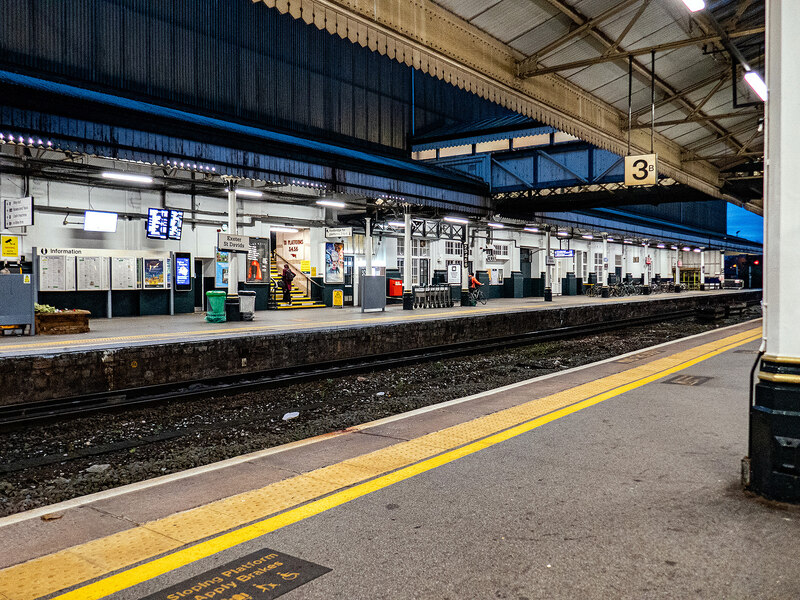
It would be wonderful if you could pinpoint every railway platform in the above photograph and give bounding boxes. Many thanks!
[0,289,761,407]
[1,318,796,599]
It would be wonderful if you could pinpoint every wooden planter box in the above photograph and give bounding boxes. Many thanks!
[35,310,91,335]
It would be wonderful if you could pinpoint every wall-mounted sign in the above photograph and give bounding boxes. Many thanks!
[143,258,166,289]
[1,235,19,259]
[215,249,229,288]
[447,263,461,285]
[554,249,575,258]
[624,153,658,186]
[218,233,250,252]
[545,256,556,266]
[325,227,352,238]
[300,260,311,273]
[3,196,33,228]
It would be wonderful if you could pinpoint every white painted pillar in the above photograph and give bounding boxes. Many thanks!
[700,251,705,287]
[748,0,800,503]
[674,250,680,286]
[602,237,608,286]
[365,217,373,273]
[226,179,238,297]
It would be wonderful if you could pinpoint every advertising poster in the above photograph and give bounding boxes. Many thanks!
[144,258,165,289]
[175,255,191,288]
[246,237,270,284]
[215,249,229,288]
[325,242,344,283]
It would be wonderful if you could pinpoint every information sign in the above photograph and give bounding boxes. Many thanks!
[447,263,461,285]
[174,252,192,291]
[139,548,330,600]
[39,255,76,291]
[218,233,251,252]
[554,249,575,258]
[111,257,137,290]
[325,227,352,238]
[143,258,166,289]
[167,210,184,240]
[76,256,110,291]
[300,260,311,273]
[624,153,658,186]
[333,289,344,307]
[545,256,555,266]
[3,196,33,228]
[146,208,169,239]
[246,237,270,284]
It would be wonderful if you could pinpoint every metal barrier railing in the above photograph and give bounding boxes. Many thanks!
[412,284,454,309]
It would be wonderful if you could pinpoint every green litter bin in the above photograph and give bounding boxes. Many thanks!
[205,290,227,323]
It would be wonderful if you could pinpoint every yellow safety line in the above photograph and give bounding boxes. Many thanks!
[0,327,760,600]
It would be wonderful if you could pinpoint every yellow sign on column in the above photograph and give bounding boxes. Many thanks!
[1,235,19,259]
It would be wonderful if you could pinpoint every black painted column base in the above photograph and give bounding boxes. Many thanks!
[461,290,471,307]
[402,291,414,310]
[747,357,800,503]
[543,287,553,302]
[601,286,610,298]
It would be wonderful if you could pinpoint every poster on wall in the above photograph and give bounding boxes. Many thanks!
[447,264,461,285]
[143,258,166,289]
[76,256,110,291]
[215,249,229,288]
[111,257,137,290]
[325,242,344,283]
[39,254,76,291]
[246,237,270,284]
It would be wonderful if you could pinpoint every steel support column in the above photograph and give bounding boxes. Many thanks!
[403,207,413,310]
[748,0,800,503]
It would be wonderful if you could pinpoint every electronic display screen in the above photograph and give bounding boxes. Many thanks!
[168,210,184,240]
[174,252,192,291]
[553,249,575,258]
[146,208,169,239]
[84,211,118,233]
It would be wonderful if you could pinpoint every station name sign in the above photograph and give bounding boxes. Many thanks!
[553,249,575,258]
[325,227,352,238]
[218,233,251,252]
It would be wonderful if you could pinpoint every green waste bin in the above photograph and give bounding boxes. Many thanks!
[205,290,227,323]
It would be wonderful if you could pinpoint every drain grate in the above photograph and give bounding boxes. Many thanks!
[663,374,713,386]
[616,349,665,364]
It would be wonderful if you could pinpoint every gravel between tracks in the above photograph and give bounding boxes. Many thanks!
[0,310,761,517]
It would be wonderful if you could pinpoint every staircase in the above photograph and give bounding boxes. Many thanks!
[270,259,326,310]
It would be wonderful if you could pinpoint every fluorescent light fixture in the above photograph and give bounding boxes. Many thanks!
[671,245,678,250]
[682,246,691,252]
[102,171,152,184]
[444,216,468,224]
[557,230,570,237]
[488,222,504,228]
[657,244,666,249]
[623,239,633,244]
[524,227,539,233]
[581,234,594,240]
[83,210,118,233]
[316,199,346,209]
[693,248,702,253]
[387,221,406,227]
[744,71,767,101]
[607,237,615,242]
[271,226,299,233]
[235,189,263,198]
[680,0,705,12]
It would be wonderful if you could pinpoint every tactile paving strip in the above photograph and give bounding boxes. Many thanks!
[0,327,762,600]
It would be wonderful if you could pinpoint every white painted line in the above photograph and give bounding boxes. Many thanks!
[0,318,760,528]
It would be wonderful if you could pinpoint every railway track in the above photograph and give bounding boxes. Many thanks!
[0,304,761,432]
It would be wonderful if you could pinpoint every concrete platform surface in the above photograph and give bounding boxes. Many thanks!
[1,318,797,600]
[0,289,755,358]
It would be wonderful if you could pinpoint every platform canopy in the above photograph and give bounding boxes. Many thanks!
[256,0,764,214]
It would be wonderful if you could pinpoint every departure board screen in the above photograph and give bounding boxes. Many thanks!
[167,210,184,240]
[146,208,169,239]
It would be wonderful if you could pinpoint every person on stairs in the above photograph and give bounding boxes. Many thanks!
[281,263,296,305]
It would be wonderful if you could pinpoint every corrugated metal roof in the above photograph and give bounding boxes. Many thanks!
[431,0,765,190]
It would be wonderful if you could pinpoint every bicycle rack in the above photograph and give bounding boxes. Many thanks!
[412,285,454,309]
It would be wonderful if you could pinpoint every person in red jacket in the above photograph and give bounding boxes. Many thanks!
[468,272,482,290]
[281,263,295,304]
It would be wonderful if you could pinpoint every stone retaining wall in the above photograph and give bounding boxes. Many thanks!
[2,291,761,406]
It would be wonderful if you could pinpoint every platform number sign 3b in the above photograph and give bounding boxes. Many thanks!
[624,153,657,186]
